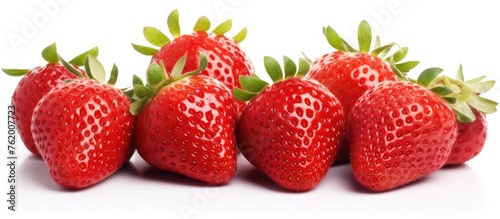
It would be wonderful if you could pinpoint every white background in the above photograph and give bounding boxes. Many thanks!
[1,0,499,218]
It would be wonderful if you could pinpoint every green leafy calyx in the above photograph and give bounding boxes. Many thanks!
[132,9,247,56]
[69,46,99,66]
[427,65,497,123]
[2,43,98,77]
[2,69,30,77]
[234,56,310,101]
[42,43,59,64]
[406,64,497,123]
[129,51,208,115]
[60,54,118,85]
[324,20,419,74]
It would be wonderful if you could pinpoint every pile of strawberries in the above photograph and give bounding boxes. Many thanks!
[4,10,497,192]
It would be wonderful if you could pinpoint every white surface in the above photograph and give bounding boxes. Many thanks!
[1,0,499,218]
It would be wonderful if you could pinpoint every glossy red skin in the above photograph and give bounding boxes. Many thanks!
[152,31,254,115]
[349,81,457,192]
[446,109,487,165]
[307,51,396,116]
[307,52,397,163]
[11,64,82,156]
[135,76,238,185]
[237,78,344,192]
[31,79,135,189]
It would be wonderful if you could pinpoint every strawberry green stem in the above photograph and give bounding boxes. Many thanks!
[422,66,498,123]
[42,43,59,64]
[59,55,85,78]
[358,20,372,53]
[193,16,211,32]
[322,20,419,74]
[144,27,170,47]
[168,9,181,38]
[2,69,30,77]
[234,56,310,102]
[154,52,208,94]
[3,43,98,78]
[129,51,208,116]
[212,20,232,35]
[133,9,248,55]
[232,27,247,43]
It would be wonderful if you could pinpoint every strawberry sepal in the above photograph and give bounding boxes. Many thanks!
[323,20,419,74]
[406,64,497,123]
[3,42,98,77]
[129,51,208,115]
[2,69,30,77]
[234,56,309,102]
[133,9,247,57]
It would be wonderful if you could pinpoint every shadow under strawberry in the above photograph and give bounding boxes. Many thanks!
[22,155,65,191]
[344,168,434,194]
[238,167,296,193]
[130,158,212,187]
[439,163,469,171]
[23,155,139,192]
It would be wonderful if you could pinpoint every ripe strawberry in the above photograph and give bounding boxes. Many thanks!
[349,67,497,192]
[2,43,96,156]
[235,56,344,192]
[306,21,419,163]
[447,109,487,165]
[430,65,497,165]
[307,21,420,116]
[349,80,457,192]
[131,53,238,185]
[132,9,254,115]
[31,55,134,189]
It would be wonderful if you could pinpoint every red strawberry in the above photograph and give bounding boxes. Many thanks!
[306,21,419,163]
[349,66,497,192]
[447,109,487,165]
[133,9,254,115]
[2,43,96,156]
[349,79,457,192]
[430,65,497,165]
[235,56,344,192]
[131,53,238,185]
[31,55,134,189]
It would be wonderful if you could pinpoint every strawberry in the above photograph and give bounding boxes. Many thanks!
[234,56,344,192]
[447,109,487,165]
[348,67,497,192]
[31,55,134,189]
[132,9,254,115]
[428,65,497,165]
[2,43,96,156]
[349,81,456,192]
[131,53,238,185]
[306,21,419,163]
